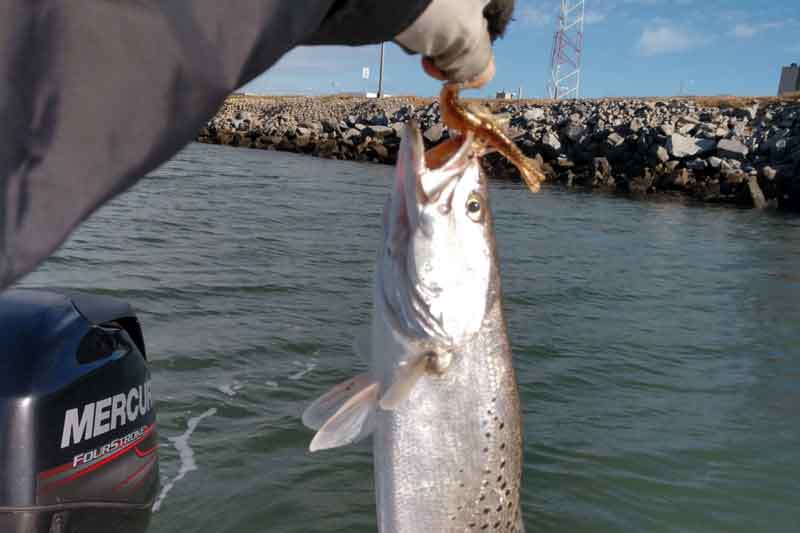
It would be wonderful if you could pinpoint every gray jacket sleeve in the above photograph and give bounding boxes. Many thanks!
[0,1,430,290]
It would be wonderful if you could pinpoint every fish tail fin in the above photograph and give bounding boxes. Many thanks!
[303,373,379,452]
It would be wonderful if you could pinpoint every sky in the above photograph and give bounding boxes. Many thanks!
[241,0,800,99]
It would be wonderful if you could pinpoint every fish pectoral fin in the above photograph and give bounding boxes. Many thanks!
[302,372,373,431]
[308,382,379,452]
[378,354,431,411]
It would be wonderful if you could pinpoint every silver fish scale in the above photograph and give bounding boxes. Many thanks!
[373,298,523,533]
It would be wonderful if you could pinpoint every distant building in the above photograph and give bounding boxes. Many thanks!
[495,90,514,100]
[778,63,800,95]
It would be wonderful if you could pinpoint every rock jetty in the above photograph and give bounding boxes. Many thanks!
[197,94,800,210]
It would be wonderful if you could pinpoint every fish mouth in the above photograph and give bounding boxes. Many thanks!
[388,123,476,237]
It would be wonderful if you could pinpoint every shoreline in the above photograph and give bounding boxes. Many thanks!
[197,94,800,210]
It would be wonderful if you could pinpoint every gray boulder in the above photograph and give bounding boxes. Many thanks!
[659,124,675,136]
[606,132,625,148]
[654,145,669,163]
[342,128,362,144]
[363,125,395,138]
[667,133,715,158]
[423,123,444,143]
[563,124,585,142]
[746,176,767,208]
[667,168,691,188]
[524,108,545,121]
[717,138,749,160]
[686,158,707,171]
[390,122,405,137]
[733,105,758,121]
[542,131,562,153]
[369,114,389,126]
[320,118,339,134]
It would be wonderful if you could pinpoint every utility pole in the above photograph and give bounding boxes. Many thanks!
[377,43,385,98]
[546,0,586,99]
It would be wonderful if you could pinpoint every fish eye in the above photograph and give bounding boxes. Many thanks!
[466,192,483,222]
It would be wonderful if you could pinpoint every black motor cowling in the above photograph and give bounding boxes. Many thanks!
[0,289,157,533]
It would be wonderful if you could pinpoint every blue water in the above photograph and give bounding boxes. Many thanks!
[21,142,800,532]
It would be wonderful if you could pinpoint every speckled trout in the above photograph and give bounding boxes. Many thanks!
[303,123,524,533]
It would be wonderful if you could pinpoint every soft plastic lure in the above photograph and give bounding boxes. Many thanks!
[439,82,544,193]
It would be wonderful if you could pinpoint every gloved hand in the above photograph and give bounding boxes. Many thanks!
[395,0,514,87]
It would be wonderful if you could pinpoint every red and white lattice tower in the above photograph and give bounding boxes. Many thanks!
[546,0,585,99]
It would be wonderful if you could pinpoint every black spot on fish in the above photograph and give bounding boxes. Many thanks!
[499,422,505,430]
[493,521,501,529]
[500,442,506,450]
[500,460,506,469]
[483,508,490,514]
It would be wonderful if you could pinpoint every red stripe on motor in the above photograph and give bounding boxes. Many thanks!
[113,455,158,492]
[134,444,159,458]
[129,462,156,492]
[40,424,155,492]
[37,462,73,480]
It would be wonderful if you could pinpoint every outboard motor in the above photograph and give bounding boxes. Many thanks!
[0,289,157,533]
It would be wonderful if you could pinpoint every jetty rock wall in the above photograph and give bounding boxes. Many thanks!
[197,94,800,210]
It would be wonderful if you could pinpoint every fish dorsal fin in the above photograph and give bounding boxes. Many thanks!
[308,380,379,452]
[302,372,373,431]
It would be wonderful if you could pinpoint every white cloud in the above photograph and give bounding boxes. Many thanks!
[519,2,605,27]
[730,22,784,39]
[636,25,708,55]
[584,11,608,25]
[518,3,555,29]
